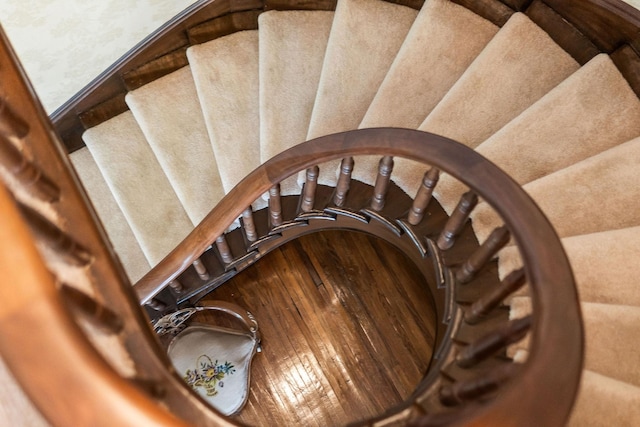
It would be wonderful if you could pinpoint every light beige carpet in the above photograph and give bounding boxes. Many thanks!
[306,0,418,185]
[126,66,226,225]
[498,226,640,306]
[83,111,194,266]
[568,370,640,427]
[188,31,261,194]
[471,135,640,241]
[70,147,150,283]
[352,0,498,186]
[434,54,640,214]
[259,10,334,196]
[389,11,579,199]
[418,12,578,147]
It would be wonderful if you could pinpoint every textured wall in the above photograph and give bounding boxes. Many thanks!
[0,0,196,113]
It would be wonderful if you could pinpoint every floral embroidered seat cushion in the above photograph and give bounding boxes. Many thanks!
[154,302,261,416]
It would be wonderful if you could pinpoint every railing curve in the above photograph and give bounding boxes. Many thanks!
[136,127,584,426]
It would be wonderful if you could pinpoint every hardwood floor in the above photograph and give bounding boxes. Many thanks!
[200,230,437,426]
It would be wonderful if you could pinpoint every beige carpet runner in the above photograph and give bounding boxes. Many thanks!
[353,0,498,185]
[82,111,194,266]
[71,0,640,424]
[259,11,334,196]
[391,11,580,198]
[126,66,225,225]
[498,226,640,307]
[306,0,417,186]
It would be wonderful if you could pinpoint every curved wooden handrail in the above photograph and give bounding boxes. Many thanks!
[136,127,583,425]
[0,183,199,427]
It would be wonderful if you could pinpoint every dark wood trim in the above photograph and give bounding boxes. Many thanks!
[541,0,640,53]
[526,0,600,65]
[187,9,262,44]
[451,0,516,27]
[611,44,640,98]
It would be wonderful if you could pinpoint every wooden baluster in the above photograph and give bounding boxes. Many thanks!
[456,316,532,368]
[437,191,478,250]
[466,269,527,325]
[241,207,258,242]
[60,284,123,333]
[300,165,319,212]
[146,298,167,311]
[370,156,394,211]
[215,234,233,264]
[440,363,520,406]
[456,226,510,284]
[408,168,439,225]
[0,137,60,202]
[0,99,29,139]
[168,279,184,293]
[18,202,92,266]
[192,257,210,280]
[333,156,354,207]
[269,184,283,227]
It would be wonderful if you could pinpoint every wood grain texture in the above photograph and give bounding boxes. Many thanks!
[611,44,640,98]
[526,0,600,65]
[201,230,437,425]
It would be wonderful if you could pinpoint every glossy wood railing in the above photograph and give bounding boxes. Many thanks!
[135,127,583,426]
[0,25,235,426]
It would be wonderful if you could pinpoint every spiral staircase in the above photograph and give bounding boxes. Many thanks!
[1,0,640,425]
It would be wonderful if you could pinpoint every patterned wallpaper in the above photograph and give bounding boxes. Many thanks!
[0,0,197,113]
[1,0,639,114]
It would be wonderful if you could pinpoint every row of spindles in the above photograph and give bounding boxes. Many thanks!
[298,157,532,409]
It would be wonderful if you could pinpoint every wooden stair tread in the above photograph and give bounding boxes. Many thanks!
[187,30,261,194]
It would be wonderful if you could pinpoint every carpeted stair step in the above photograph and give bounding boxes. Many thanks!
[510,297,640,387]
[360,0,498,130]
[498,226,640,307]
[471,135,640,241]
[434,53,640,214]
[418,12,578,148]
[390,11,579,197]
[83,111,194,266]
[306,0,418,185]
[125,66,225,225]
[352,0,498,185]
[259,10,334,196]
[568,370,640,427]
[188,30,260,195]
[70,147,150,282]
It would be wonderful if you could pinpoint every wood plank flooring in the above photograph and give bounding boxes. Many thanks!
[200,230,437,426]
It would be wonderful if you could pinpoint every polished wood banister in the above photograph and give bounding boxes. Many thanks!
[0,184,190,427]
[0,25,244,426]
[134,127,583,426]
